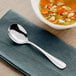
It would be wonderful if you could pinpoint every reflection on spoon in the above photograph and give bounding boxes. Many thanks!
[8,24,66,69]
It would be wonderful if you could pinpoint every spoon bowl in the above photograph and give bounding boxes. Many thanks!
[8,24,28,44]
[8,24,66,69]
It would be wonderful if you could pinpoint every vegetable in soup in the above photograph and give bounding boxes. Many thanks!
[40,0,76,25]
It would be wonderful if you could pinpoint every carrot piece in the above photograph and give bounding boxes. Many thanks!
[50,0,55,3]
[40,0,49,8]
[56,7,66,14]
[74,11,76,14]
[47,3,53,8]
[57,0,64,2]
[71,14,76,20]
[70,17,76,21]
[74,15,76,17]
[52,20,58,24]
[41,8,49,14]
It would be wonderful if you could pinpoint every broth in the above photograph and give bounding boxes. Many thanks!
[64,0,76,10]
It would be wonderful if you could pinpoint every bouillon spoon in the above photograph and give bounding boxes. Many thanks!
[8,24,66,69]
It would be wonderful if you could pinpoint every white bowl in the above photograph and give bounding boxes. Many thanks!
[31,0,76,30]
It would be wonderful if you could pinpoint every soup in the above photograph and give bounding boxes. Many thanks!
[40,0,76,25]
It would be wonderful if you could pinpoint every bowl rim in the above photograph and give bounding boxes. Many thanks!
[31,0,76,29]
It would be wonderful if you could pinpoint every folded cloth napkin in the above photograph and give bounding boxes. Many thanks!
[0,10,76,76]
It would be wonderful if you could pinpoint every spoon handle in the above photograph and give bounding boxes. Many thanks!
[28,41,66,69]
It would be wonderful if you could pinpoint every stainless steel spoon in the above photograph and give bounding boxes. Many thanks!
[8,24,66,69]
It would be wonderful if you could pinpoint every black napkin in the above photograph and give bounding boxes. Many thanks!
[0,10,76,76]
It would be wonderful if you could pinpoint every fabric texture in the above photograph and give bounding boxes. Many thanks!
[0,10,76,76]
